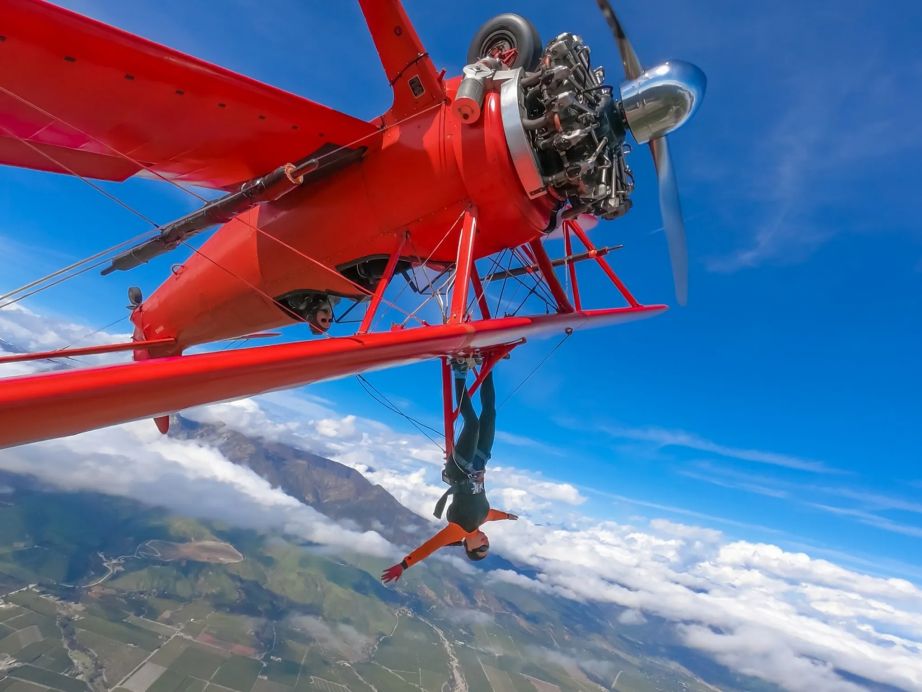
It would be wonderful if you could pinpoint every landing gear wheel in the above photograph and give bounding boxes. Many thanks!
[467,14,543,71]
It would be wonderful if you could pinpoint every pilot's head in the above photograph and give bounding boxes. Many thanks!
[309,306,333,334]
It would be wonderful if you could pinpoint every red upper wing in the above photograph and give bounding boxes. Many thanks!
[0,0,378,189]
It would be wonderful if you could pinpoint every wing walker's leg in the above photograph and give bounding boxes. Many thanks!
[440,344,515,462]
[474,372,496,470]
[441,357,456,460]
[452,368,481,474]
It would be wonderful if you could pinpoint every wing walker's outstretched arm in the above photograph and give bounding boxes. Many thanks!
[380,511,517,584]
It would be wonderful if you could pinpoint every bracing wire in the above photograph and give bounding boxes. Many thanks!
[0,256,112,310]
[463,250,507,319]
[0,87,443,323]
[498,330,573,410]
[356,374,445,453]
[0,83,585,456]
[0,228,161,306]
[61,315,128,350]
[389,209,466,304]
[511,246,557,309]
[176,240,310,327]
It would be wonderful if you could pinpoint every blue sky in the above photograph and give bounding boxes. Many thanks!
[1,0,921,579]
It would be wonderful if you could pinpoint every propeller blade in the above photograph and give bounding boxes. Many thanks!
[596,0,695,305]
[649,136,688,305]
[595,0,644,79]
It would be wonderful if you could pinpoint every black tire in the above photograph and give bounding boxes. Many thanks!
[467,14,543,71]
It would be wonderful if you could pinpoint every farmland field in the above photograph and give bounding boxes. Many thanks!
[0,462,747,692]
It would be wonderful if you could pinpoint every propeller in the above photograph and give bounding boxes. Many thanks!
[596,0,705,305]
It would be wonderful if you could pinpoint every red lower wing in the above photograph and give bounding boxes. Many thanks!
[0,307,665,449]
[0,0,378,189]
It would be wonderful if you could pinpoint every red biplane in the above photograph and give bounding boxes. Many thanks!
[0,0,705,453]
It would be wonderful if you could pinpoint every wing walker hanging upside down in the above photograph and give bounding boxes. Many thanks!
[381,360,516,583]
[0,0,706,577]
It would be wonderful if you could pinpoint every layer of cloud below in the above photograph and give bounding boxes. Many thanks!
[2,306,922,691]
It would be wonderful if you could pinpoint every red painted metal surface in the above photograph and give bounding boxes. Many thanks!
[0,307,664,449]
[449,208,478,323]
[563,223,582,311]
[357,0,443,122]
[0,1,675,453]
[357,234,406,335]
[0,337,174,365]
[567,221,640,307]
[470,264,492,320]
[528,239,574,313]
[129,80,555,354]
[0,0,377,189]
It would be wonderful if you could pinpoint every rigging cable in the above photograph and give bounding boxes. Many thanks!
[1,255,119,310]
[355,373,445,453]
[0,227,162,306]
[0,86,580,456]
[498,330,573,411]
[511,245,557,310]
[61,315,128,350]
[0,87,444,323]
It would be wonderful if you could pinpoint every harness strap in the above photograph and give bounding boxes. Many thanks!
[433,486,455,518]
[434,469,486,518]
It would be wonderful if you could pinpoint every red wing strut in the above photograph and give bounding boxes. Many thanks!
[0,307,664,449]
[0,0,378,189]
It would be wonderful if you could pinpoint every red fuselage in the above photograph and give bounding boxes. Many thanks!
[132,78,556,356]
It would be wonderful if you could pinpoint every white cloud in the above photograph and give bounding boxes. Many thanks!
[599,422,834,473]
[185,392,586,527]
[523,645,619,685]
[679,462,922,542]
[486,518,922,691]
[678,623,866,692]
[287,615,372,657]
[4,307,922,691]
[649,518,722,543]
[0,420,392,558]
[617,609,646,625]
[490,466,585,506]
[448,608,494,626]
[485,569,552,595]
[0,304,132,377]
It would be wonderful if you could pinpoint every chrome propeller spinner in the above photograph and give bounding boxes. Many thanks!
[596,0,706,305]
